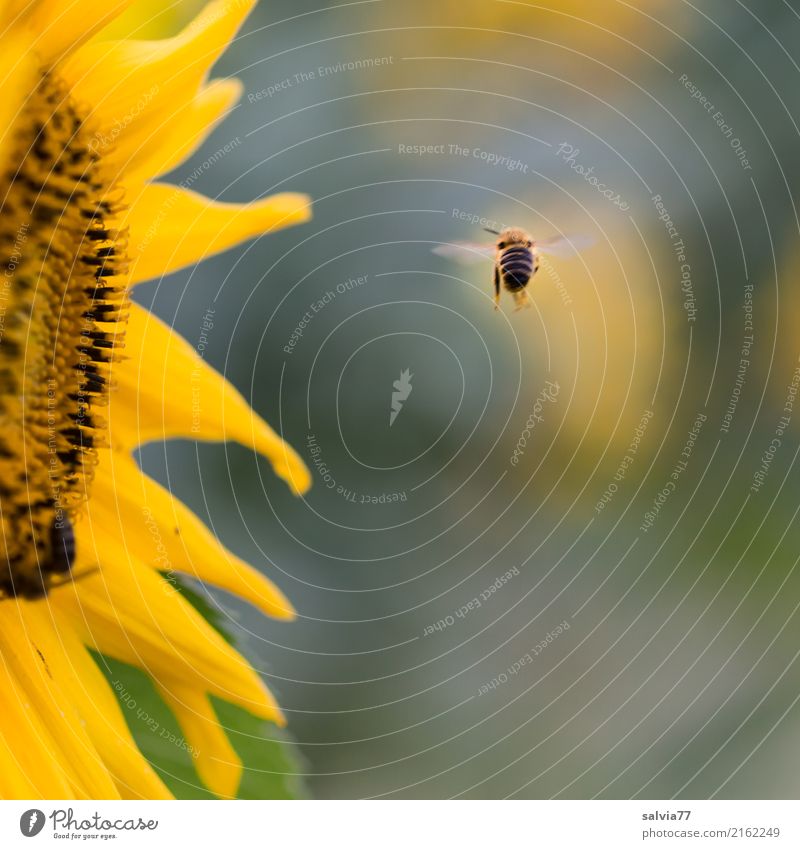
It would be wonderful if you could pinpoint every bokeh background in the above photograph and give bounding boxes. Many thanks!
[129,0,800,798]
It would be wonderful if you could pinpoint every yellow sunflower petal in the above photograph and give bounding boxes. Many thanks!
[122,77,243,185]
[97,0,206,41]
[90,451,296,619]
[60,0,256,165]
[158,686,242,798]
[53,549,284,725]
[0,733,44,799]
[0,668,74,798]
[29,605,173,800]
[24,1,134,64]
[0,35,39,174]
[110,303,311,495]
[124,185,311,283]
[0,604,121,799]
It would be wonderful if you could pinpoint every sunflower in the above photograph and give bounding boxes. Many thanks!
[0,0,311,799]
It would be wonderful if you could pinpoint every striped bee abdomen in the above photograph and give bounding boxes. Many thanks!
[499,245,534,289]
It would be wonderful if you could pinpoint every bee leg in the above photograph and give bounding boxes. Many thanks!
[513,289,532,311]
[493,265,501,310]
[48,564,100,589]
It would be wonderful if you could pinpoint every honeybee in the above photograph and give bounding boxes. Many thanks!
[0,513,97,599]
[433,227,592,310]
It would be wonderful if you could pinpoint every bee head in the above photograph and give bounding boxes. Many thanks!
[494,227,532,250]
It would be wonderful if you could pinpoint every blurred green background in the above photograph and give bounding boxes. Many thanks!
[132,0,800,798]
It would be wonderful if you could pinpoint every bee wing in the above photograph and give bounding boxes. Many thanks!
[432,241,496,265]
[534,234,594,258]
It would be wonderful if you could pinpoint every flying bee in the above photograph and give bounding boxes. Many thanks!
[433,227,593,311]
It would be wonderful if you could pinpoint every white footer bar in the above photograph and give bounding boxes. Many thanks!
[1,800,796,848]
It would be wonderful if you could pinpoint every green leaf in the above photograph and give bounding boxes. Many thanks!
[92,575,309,799]
[212,698,309,800]
[95,653,215,799]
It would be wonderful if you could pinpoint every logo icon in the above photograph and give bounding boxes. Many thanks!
[389,368,413,426]
[19,810,46,837]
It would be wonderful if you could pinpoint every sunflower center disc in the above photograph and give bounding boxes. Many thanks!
[0,73,128,597]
